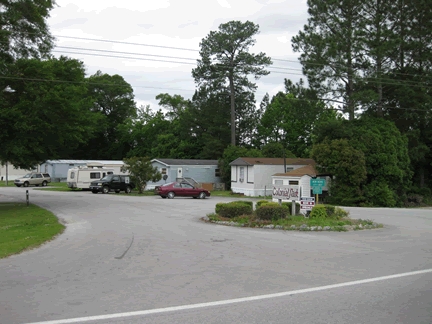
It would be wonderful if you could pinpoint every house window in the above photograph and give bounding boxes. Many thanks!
[90,172,101,179]
[275,180,283,185]
[161,168,167,175]
[239,167,245,182]
[289,180,299,185]
[215,168,221,177]
[70,172,75,179]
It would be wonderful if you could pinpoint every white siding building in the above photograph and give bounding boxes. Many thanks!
[230,157,316,197]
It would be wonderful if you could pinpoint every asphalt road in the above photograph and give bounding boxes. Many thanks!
[0,187,431,324]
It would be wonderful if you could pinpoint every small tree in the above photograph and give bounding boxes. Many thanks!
[121,157,162,194]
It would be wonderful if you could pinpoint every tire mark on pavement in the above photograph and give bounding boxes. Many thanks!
[114,233,134,260]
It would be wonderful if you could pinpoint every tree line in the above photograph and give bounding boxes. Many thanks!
[0,0,431,207]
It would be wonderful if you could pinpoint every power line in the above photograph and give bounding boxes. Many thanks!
[50,49,432,89]
[2,75,429,112]
[51,34,429,79]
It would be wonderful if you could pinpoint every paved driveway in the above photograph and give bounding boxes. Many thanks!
[0,187,431,324]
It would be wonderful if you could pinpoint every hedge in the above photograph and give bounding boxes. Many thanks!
[215,202,253,218]
[256,200,271,208]
[281,202,301,215]
[256,204,289,220]
[309,205,327,219]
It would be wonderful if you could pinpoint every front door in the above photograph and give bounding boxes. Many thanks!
[112,175,121,190]
[177,168,183,179]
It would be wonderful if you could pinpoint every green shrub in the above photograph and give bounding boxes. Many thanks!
[232,200,253,208]
[281,202,301,215]
[216,202,253,219]
[309,205,327,219]
[256,200,270,208]
[323,205,336,217]
[334,207,350,219]
[256,204,289,220]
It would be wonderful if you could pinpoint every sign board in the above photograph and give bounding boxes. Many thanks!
[272,185,299,201]
[310,178,326,194]
[300,197,315,211]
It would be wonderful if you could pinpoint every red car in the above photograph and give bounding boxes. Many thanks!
[155,182,211,199]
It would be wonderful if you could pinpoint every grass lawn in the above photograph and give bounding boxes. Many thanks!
[0,202,65,259]
[0,181,15,187]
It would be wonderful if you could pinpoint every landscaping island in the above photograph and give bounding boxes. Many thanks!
[202,200,383,232]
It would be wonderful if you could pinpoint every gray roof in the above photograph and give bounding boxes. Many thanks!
[42,160,125,165]
[152,159,219,166]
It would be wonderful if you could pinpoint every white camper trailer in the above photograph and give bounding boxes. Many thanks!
[67,162,114,190]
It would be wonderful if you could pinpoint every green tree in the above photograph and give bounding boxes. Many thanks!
[311,138,367,205]
[0,56,101,169]
[313,117,412,206]
[73,70,137,159]
[192,20,272,145]
[291,0,367,120]
[121,157,162,194]
[257,78,333,157]
[0,0,55,63]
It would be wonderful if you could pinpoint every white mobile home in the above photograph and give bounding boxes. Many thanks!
[230,157,316,197]
[272,164,331,202]
[40,160,127,182]
[67,163,115,189]
[0,162,38,181]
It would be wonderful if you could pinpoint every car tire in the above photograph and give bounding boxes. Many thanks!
[167,192,175,199]
[102,186,110,194]
[23,182,29,187]
[199,192,207,199]
[125,186,132,194]
[42,181,47,187]
[92,190,98,194]
[115,189,120,193]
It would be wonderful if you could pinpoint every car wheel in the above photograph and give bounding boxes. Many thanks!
[125,186,132,194]
[115,189,120,193]
[167,191,175,199]
[102,186,110,194]
[23,182,29,187]
[199,192,207,199]
[42,181,47,187]
[92,190,98,194]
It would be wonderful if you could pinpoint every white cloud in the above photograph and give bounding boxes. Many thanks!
[48,0,309,110]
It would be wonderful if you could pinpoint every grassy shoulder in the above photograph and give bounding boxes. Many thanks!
[204,201,383,232]
[0,202,65,259]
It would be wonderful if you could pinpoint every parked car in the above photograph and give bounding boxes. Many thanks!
[89,174,135,194]
[14,173,51,187]
[155,181,211,199]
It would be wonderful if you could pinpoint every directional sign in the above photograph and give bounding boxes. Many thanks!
[310,178,326,194]
[300,197,315,211]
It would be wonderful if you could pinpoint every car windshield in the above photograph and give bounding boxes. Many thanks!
[22,174,31,178]
[161,182,174,187]
[100,175,113,181]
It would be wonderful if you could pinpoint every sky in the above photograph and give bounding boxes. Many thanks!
[47,0,310,111]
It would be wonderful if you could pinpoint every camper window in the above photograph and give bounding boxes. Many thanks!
[70,171,75,179]
[90,172,101,179]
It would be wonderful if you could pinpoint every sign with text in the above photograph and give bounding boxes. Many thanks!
[272,185,299,200]
[300,197,315,211]
[310,178,326,194]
